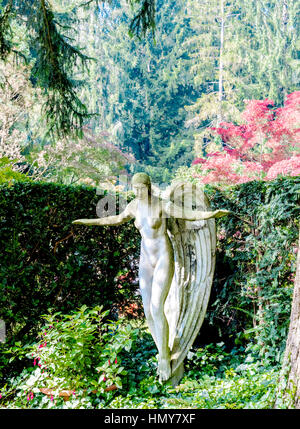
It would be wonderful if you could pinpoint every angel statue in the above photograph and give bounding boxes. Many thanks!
[73,173,230,386]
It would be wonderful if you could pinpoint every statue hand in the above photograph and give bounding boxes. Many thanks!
[72,219,91,225]
[213,209,231,218]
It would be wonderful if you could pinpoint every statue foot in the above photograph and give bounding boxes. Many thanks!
[158,358,171,382]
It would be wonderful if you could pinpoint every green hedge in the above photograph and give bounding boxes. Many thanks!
[0,181,140,342]
[202,176,300,362]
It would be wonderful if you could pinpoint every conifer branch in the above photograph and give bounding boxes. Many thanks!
[128,0,156,39]
[0,0,13,59]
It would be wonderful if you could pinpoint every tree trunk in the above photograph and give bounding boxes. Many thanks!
[276,228,300,408]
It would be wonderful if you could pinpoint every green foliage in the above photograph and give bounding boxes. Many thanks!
[185,342,244,378]
[0,1,12,59]
[0,0,93,138]
[0,158,32,184]
[0,308,285,409]
[163,358,279,409]
[30,0,94,137]
[128,0,156,39]
[0,0,158,138]
[202,176,299,362]
[0,180,141,349]
[0,306,141,408]
[107,343,279,409]
[76,0,197,182]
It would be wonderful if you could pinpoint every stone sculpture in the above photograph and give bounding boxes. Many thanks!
[73,173,230,385]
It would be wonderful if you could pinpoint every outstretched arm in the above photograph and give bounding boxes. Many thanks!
[72,205,134,226]
[164,200,230,221]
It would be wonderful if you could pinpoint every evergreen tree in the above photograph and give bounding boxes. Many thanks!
[0,0,157,137]
[184,0,300,160]
[74,0,199,182]
[237,0,300,104]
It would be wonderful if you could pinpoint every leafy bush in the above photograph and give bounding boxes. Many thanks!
[185,342,244,378]
[162,359,279,409]
[0,307,284,409]
[107,343,279,409]
[0,158,31,184]
[0,306,141,408]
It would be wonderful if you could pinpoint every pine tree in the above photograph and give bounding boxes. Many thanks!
[184,0,300,161]
[236,0,300,105]
[73,0,199,182]
[0,0,157,137]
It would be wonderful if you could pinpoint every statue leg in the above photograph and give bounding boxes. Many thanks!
[139,254,158,348]
[150,254,174,382]
[169,361,184,387]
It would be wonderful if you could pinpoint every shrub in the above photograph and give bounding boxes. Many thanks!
[0,181,141,347]
[0,306,140,409]
[0,308,283,409]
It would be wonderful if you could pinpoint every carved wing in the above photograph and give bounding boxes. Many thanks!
[163,182,216,374]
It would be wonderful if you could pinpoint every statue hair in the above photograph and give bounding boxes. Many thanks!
[131,173,151,187]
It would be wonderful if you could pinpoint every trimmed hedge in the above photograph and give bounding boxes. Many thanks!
[0,181,140,342]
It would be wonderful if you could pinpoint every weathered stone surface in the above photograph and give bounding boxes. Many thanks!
[73,174,229,385]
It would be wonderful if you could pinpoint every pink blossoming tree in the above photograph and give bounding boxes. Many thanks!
[192,91,300,185]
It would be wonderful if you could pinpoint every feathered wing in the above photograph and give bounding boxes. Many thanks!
[163,182,216,374]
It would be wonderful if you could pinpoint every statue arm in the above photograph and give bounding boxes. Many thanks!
[164,201,230,221]
[72,205,134,226]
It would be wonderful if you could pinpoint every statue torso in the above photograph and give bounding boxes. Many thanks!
[133,197,165,239]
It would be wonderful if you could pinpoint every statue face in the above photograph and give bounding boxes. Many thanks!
[133,183,149,200]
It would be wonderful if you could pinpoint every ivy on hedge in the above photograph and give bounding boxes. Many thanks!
[203,176,300,362]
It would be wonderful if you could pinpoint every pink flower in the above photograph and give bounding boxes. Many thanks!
[115,358,117,364]
[50,395,54,401]
[0,393,2,399]
[31,392,34,400]
[33,359,36,366]
[233,230,242,239]
[265,156,300,180]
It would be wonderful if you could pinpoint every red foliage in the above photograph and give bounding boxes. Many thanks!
[117,300,143,318]
[192,91,300,184]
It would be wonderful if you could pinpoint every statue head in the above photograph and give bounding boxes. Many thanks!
[132,173,151,201]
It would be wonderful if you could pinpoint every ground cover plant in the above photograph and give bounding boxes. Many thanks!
[0,306,283,409]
